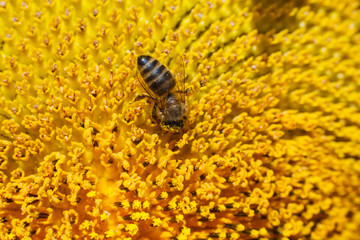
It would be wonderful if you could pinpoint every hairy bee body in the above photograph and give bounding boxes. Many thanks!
[137,55,186,132]
[138,56,176,96]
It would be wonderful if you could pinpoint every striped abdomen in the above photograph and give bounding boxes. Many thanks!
[137,55,176,96]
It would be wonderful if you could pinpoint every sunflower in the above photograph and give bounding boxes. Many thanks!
[0,0,360,239]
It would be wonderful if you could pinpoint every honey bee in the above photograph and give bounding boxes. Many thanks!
[135,55,187,132]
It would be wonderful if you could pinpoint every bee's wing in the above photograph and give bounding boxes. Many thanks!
[136,69,165,109]
[136,70,156,99]
[171,55,186,104]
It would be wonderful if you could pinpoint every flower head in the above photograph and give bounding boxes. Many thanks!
[0,0,360,239]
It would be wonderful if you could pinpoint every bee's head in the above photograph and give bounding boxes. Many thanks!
[161,120,185,133]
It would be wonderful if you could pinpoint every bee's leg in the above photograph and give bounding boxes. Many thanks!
[151,103,163,124]
[185,87,193,94]
[174,87,193,94]
[151,104,158,122]
[132,94,153,103]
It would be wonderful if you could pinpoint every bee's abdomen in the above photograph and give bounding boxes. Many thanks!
[149,71,175,96]
[137,55,176,96]
[138,56,158,76]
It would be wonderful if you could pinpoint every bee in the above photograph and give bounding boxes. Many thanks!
[135,55,187,132]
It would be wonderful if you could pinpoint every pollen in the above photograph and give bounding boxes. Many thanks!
[0,0,360,239]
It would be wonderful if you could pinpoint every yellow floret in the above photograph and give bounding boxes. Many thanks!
[152,218,162,227]
[104,229,115,238]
